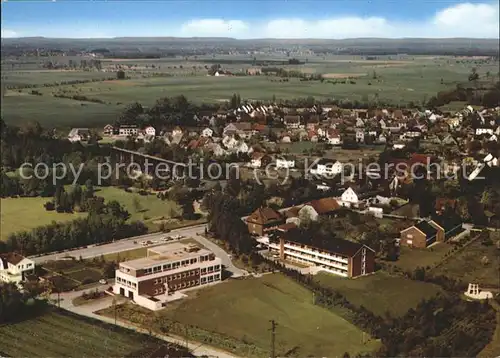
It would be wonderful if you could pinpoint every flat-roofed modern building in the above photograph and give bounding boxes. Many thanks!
[113,243,222,310]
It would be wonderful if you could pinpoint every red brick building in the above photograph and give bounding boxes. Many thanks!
[113,243,222,309]
[246,207,284,236]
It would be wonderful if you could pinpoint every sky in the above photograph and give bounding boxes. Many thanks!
[1,0,499,39]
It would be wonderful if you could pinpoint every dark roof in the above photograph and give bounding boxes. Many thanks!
[284,115,300,123]
[284,235,370,257]
[414,221,438,238]
[430,216,462,232]
[277,222,298,232]
[0,253,26,265]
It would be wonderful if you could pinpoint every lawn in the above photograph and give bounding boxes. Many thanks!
[314,271,443,317]
[96,187,176,223]
[107,274,381,357]
[436,238,500,287]
[0,309,171,357]
[0,197,86,241]
[394,243,452,272]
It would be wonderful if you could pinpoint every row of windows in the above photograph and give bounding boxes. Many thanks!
[285,248,348,268]
[143,256,214,276]
[17,263,34,270]
[116,276,137,288]
[285,244,347,262]
[200,265,220,274]
[154,270,199,284]
[201,273,221,284]
[284,254,348,273]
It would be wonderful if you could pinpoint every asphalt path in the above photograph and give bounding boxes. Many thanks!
[31,223,246,277]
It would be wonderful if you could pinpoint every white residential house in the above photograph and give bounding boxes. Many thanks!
[201,128,214,137]
[379,119,387,129]
[317,127,327,137]
[68,128,90,142]
[144,126,156,136]
[250,153,264,168]
[0,253,35,286]
[222,135,239,150]
[355,118,365,127]
[355,130,365,143]
[476,128,494,136]
[339,187,359,208]
[236,141,250,154]
[405,128,422,138]
[103,124,115,136]
[281,135,292,143]
[378,134,387,143]
[119,125,139,136]
[298,205,320,222]
[327,129,341,145]
[276,157,295,169]
[309,159,343,178]
[207,143,226,157]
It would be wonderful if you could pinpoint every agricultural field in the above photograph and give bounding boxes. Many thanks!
[314,271,443,317]
[0,309,158,357]
[1,92,123,128]
[1,69,115,87]
[0,197,86,241]
[1,55,498,128]
[435,237,500,287]
[103,273,380,357]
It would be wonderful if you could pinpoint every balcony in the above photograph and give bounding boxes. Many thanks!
[284,244,348,264]
[284,251,348,272]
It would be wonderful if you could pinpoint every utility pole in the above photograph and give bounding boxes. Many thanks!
[113,298,117,325]
[269,320,277,358]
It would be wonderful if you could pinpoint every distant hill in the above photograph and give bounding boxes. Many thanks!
[2,37,499,56]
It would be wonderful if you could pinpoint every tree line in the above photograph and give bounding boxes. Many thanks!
[0,199,147,256]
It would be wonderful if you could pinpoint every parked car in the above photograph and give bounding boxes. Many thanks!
[99,279,107,284]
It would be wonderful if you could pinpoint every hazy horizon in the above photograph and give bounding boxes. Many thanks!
[1,0,499,39]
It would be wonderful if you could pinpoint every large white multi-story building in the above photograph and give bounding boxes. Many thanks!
[0,253,36,286]
[113,243,222,310]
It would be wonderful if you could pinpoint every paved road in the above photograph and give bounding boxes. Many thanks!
[31,224,207,264]
[50,286,239,358]
[193,234,246,277]
[31,223,245,277]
